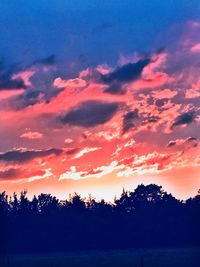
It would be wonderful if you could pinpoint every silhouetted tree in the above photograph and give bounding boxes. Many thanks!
[0,184,199,254]
[0,192,9,215]
[37,193,59,214]
[70,193,85,211]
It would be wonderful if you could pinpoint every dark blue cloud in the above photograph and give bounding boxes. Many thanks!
[0,74,26,90]
[31,55,56,66]
[0,148,62,163]
[102,59,150,83]
[0,62,26,90]
[61,100,119,127]
[104,81,126,95]
[102,58,151,95]
[123,109,139,133]
[172,111,196,128]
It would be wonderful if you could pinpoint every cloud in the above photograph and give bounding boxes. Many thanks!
[12,70,35,87]
[102,58,151,83]
[73,147,101,159]
[0,168,48,181]
[0,55,58,110]
[60,100,119,127]
[190,43,200,53]
[30,55,56,67]
[64,138,73,144]
[0,55,55,89]
[11,90,48,110]
[0,89,25,100]
[185,80,200,99]
[59,161,121,181]
[167,137,198,148]
[152,89,177,99]
[0,73,26,90]
[171,111,196,128]
[186,137,197,142]
[0,61,34,91]
[122,109,139,133]
[0,168,20,179]
[20,131,43,140]
[185,88,200,99]
[118,152,177,176]
[59,166,87,181]
[66,148,80,155]
[0,56,58,110]
[0,148,62,163]
[104,81,126,95]
[167,140,176,147]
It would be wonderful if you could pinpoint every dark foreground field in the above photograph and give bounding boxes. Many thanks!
[0,247,199,267]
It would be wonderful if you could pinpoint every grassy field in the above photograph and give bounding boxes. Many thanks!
[0,247,199,267]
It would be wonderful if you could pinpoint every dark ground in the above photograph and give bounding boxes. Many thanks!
[0,247,199,267]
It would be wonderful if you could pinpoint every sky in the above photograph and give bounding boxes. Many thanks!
[0,0,200,201]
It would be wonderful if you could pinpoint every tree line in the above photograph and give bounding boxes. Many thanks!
[0,184,200,253]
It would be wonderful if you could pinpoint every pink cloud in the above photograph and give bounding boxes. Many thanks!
[190,43,200,53]
[12,70,35,87]
[152,89,177,99]
[0,89,25,100]
[185,79,200,99]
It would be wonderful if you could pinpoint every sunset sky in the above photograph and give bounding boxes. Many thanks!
[0,0,200,201]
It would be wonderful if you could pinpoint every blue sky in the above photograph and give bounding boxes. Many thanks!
[1,0,200,74]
